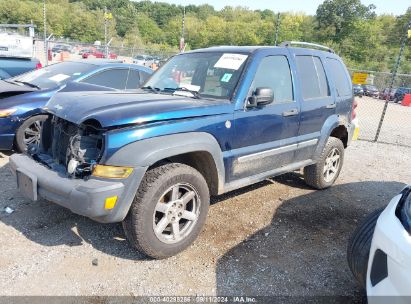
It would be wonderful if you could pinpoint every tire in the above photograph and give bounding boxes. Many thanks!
[122,163,210,259]
[15,115,48,153]
[303,137,345,189]
[347,208,384,289]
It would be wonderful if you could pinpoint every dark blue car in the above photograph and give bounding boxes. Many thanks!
[0,60,152,151]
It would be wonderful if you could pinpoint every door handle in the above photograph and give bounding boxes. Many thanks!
[326,103,336,109]
[282,108,299,117]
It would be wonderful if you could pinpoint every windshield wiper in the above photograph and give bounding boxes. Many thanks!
[163,87,200,99]
[14,81,41,90]
[141,86,160,93]
[2,79,19,85]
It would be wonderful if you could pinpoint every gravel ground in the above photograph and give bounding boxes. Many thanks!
[357,96,411,146]
[0,140,410,299]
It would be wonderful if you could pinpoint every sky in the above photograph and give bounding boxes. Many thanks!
[155,0,410,16]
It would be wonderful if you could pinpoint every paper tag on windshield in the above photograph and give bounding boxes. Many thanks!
[49,73,70,82]
[214,53,248,70]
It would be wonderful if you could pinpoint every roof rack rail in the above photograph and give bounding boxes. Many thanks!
[280,41,335,53]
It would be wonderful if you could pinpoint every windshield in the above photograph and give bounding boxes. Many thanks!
[144,52,248,99]
[12,62,94,89]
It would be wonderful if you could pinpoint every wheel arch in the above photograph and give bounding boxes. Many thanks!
[104,132,226,195]
[330,125,348,148]
[313,115,349,161]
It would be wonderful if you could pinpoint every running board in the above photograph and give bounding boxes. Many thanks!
[221,159,314,194]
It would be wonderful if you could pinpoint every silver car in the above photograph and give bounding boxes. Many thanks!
[133,55,154,67]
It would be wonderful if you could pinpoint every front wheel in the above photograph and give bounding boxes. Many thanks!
[347,208,384,289]
[303,137,345,189]
[122,163,210,259]
[15,115,48,152]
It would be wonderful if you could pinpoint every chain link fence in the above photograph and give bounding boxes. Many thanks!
[33,38,177,68]
[349,69,411,147]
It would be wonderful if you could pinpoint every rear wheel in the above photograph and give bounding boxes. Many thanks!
[15,115,48,152]
[347,208,384,289]
[122,163,210,259]
[303,137,345,189]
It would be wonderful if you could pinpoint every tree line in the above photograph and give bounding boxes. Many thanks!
[0,0,410,72]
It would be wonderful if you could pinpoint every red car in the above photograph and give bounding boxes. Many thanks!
[82,49,117,59]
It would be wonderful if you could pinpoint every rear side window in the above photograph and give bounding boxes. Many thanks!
[140,71,151,85]
[251,55,294,103]
[296,56,330,100]
[326,58,352,96]
[81,69,129,90]
[125,69,140,90]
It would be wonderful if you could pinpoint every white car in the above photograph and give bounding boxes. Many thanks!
[348,186,411,303]
[133,55,154,67]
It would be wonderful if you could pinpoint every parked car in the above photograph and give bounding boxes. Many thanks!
[393,87,411,103]
[348,186,411,301]
[82,49,117,59]
[78,48,95,56]
[353,84,364,97]
[51,44,73,53]
[133,55,155,67]
[379,87,397,101]
[0,33,39,77]
[0,60,152,152]
[10,43,356,259]
[0,57,42,80]
[362,84,380,98]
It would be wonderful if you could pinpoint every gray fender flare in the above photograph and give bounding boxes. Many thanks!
[312,115,342,161]
[105,132,226,193]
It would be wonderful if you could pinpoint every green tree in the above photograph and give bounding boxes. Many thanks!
[316,0,376,41]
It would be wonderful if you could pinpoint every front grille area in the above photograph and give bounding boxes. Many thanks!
[50,117,79,166]
[37,115,104,176]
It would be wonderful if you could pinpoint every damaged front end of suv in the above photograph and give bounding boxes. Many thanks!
[30,115,105,179]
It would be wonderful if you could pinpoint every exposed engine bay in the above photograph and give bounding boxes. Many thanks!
[29,115,105,178]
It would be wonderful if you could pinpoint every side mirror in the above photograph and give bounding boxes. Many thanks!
[247,87,274,108]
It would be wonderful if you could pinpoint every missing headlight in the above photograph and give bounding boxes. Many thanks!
[35,116,105,178]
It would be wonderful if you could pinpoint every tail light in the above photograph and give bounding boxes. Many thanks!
[35,63,42,69]
[352,99,358,120]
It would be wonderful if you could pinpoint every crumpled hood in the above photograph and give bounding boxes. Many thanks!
[46,91,233,127]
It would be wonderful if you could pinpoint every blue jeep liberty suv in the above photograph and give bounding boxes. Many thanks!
[10,42,356,258]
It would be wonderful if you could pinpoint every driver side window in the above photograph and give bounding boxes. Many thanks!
[251,56,294,104]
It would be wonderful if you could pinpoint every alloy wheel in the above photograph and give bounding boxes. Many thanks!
[23,120,43,148]
[153,183,200,244]
[323,148,341,183]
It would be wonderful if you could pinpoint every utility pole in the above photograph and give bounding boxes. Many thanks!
[103,8,113,58]
[274,13,281,46]
[374,17,411,142]
[104,7,108,58]
[43,0,47,65]
[179,6,185,52]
